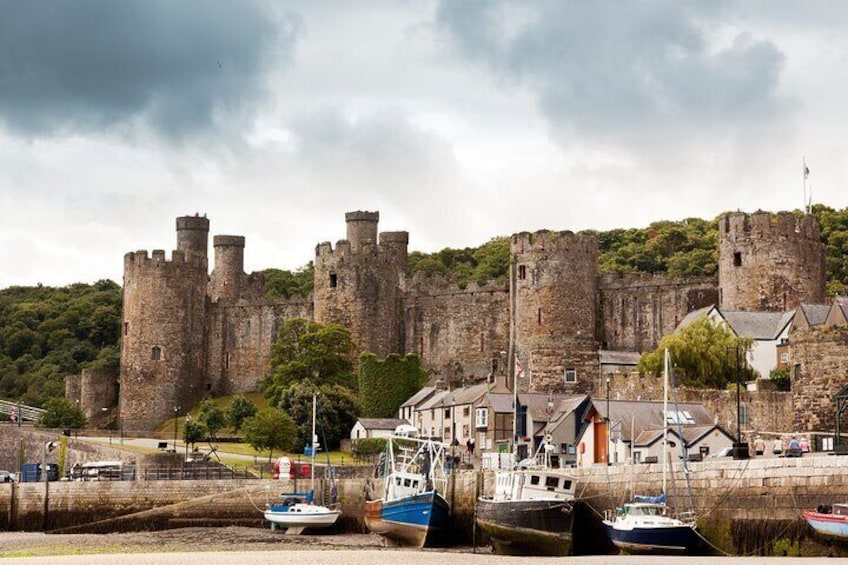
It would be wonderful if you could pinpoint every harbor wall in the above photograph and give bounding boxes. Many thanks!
[2,455,847,555]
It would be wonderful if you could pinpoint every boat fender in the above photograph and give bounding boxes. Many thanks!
[300,465,310,477]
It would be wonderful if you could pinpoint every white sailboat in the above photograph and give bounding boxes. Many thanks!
[264,393,341,533]
[602,349,698,554]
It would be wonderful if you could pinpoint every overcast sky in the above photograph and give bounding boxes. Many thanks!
[1,1,847,288]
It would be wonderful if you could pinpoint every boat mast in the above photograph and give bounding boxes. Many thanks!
[311,392,316,493]
[662,349,669,496]
[509,251,517,463]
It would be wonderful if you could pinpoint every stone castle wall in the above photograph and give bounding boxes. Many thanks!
[719,211,825,312]
[599,273,718,352]
[790,327,848,432]
[401,273,510,386]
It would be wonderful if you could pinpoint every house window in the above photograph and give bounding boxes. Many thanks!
[329,273,338,288]
[634,451,642,463]
[444,408,451,419]
[475,408,489,428]
[780,352,789,363]
[152,346,161,361]
[564,368,577,383]
[463,406,470,417]
[463,424,469,437]
[733,252,742,267]
[740,404,749,425]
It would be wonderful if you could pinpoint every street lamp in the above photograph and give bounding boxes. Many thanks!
[605,375,611,466]
[728,346,750,460]
[173,405,180,452]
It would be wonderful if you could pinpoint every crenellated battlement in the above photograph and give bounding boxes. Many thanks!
[213,235,245,248]
[721,211,820,242]
[402,270,507,295]
[123,248,207,272]
[315,240,353,261]
[511,229,597,256]
[379,231,409,247]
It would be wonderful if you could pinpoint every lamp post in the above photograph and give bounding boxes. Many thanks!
[605,374,611,466]
[102,407,111,445]
[173,405,180,452]
[729,346,750,460]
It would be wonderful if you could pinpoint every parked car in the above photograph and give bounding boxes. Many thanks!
[0,470,15,482]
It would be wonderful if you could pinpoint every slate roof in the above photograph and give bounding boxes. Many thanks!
[599,350,641,366]
[486,393,515,413]
[633,424,733,448]
[432,382,492,408]
[796,303,831,328]
[722,310,794,340]
[400,386,437,408]
[677,305,715,329]
[591,399,715,442]
[356,418,409,430]
[417,390,449,411]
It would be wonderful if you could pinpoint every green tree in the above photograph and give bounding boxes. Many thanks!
[242,408,297,462]
[37,397,87,429]
[358,352,428,418]
[637,316,755,388]
[263,264,315,299]
[278,381,360,452]
[227,395,258,432]
[197,399,227,440]
[262,318,357,406]
[183,418,207,451]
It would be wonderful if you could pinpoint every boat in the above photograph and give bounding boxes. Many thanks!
[363,428,451,547]
[476,442,577,556]
[602,349,699,554]
[803,503,848,541]
[263,393,341,534]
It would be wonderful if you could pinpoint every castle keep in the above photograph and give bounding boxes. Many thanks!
[116,210,826,431]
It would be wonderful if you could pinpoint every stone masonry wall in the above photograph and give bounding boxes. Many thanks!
[599,273,718,352]
[601,372,794,436]
[791,327,848,433]
[401,273,509,387]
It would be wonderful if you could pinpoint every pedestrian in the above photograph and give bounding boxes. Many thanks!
[788,436,801,456]
[754,436,765,456]
[772,437,783,456]
[800,436,811,453]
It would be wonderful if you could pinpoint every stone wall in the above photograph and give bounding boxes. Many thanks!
[402,274,509,386]
[599,273,718,352]
[791,327,848,432]
[602,372,794,436]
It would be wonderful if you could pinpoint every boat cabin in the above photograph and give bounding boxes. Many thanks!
[494,469,575,502]
[386,471,426,500]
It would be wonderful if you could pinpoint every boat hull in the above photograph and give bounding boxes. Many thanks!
[603,521,697,554]
[803,510,848,541]
[364,492,450,547]
[264,503,340,530]
[476,497,573,556]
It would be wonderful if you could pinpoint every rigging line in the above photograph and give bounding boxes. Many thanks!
[668,357,695,515]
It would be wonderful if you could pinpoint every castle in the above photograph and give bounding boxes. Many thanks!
[107,210,825,431]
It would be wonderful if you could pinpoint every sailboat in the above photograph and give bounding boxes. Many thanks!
[264,393,341,533]
[602,349,698,554]
[364,427,451,547]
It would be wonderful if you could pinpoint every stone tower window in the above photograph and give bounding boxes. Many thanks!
[733,252,742,266]
[564,368,577,383]
[329,273,338,288]
[518,265,527,280]
[152,346,161,361]
[538,308,542,325]
[124,322,129,336]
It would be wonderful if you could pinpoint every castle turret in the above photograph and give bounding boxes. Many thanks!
[719,211,825,311]
[120,216,210,431]
[210,235,245,301]
[314,211,407,356]
[512,230,599,394]
[176,215,210,259]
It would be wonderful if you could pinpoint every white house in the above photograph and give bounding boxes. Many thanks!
[350,418,409,441]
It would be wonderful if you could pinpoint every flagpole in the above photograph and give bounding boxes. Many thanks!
[803,157,810,214]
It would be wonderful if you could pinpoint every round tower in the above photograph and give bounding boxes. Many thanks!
[719,211,825,312]
[176,215,210,259]
[210,235,245,301]
[345,211,379,252]
[512,230,599,394]
[120,219,210,431]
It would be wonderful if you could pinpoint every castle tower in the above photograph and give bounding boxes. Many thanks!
[120,216,210,431]
[719,211,825,312]
[314,211,407,356]
[512,230,599,394]
[210,235,245,301]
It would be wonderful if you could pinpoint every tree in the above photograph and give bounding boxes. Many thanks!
[227,395,257,432]
[637,316,755,388]
[278,381,360,452]
[37,397,87,429]
[262,318,357,406]
[183,418,206,451]
[242,407,297,461]
[358,352,428,418]
[197,399,227,440]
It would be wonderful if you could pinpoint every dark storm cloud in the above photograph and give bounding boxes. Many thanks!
[435,1,786,140]
[0,1,299,139]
